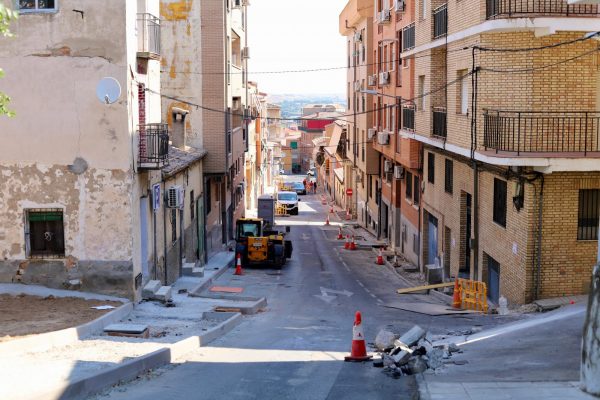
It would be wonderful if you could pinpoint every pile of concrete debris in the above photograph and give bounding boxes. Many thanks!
[372,325,462,378]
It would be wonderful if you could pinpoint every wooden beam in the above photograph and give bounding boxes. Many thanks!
[396,282,454,294]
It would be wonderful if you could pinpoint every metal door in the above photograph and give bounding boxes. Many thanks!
[139,197,149,279]
[488,257,500,303]
[427,213,438,265]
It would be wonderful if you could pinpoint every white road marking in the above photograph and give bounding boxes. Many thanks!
[370,293,377,299]
[341,261,348,267]
[320,287,353,297]
[356,280,365,288]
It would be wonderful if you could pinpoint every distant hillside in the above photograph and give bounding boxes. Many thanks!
[268,94,345,119]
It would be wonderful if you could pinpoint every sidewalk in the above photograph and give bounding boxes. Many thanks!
[0,251,245,400]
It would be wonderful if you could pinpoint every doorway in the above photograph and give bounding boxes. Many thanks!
[427,213,438,265]
[487,256,500,303]
[139,196,149,280]
[460,192,472,278]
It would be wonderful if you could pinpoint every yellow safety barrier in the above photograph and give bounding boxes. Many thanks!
[275,203,287,216]
[457,278,488,313]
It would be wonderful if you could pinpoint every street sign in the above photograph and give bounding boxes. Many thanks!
[152,183,161,211]
[346,188,353,196]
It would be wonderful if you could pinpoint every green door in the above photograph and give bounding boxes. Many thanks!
[197,196,205,265]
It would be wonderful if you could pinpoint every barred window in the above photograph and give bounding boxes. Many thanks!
[413,175,420,205]
[445,159,453,194]
[19,0,56,11]
[578,189,600,240]
[26,209,64,258]
[405,171,413,200]
[427,152,435,184]
[493,178,507,227]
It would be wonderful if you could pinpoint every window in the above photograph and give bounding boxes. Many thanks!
[26,209,65,258]
[206,180,212,214]
[458,69,469,115]
[578,189,600,240]
[406,171,413,200]
[413,175,420,205]
[493,178,507,227]
[445,159,453,194]
[19,0,56,11]
[427,152,435,184]
[418,75,425,111]
[171,209,177,244]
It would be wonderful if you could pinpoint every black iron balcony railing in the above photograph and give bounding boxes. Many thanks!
[402,106,415,131]
[486,0,598,19]
[483,110,600,155]
[433,4,448,39]
[402,23,415,51]
[432,108,447,138]
[137,13,161,57]
[138,123,169,169]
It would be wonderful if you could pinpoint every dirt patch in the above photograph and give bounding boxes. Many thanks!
[0,294,123,341]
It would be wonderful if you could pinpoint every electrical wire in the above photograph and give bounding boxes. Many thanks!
[480,47,599,74]
[475,31,600,52]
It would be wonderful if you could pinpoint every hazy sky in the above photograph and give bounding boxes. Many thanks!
[247,0,347,96]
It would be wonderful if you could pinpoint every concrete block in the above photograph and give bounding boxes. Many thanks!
[104,323,148,334]
[153,286,172,302]
[375,329,399,351]
[142,280,161,298]
[392,350,411,366]
[397,325,427,347]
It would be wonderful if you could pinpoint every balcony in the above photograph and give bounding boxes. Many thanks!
[483,110,600,156]
[433,4,448,39]
[138,123,169,170]
[432,108,447,139]
[137,13,161,60]
[402,106,415,131]
[402,23,415,51]
[486,0,598,19]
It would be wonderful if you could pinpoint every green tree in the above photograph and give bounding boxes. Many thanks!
[0,4,17,117]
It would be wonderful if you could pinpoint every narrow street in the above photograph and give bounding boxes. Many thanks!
[93,180,509,400]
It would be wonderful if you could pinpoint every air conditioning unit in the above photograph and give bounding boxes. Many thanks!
[367,128,377,139]
[167,185,184,209]
[394,165,405,179]
[242,46,250,59]
[384,159,393,172]
[354,31,362,42]
[367,74,377,86]
[379,71,390,85]
[395,0,406,12]
[380,9,391,22]
[377,131,390,145]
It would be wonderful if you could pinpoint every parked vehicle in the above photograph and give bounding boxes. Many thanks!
[235,217,292,268]
[291,182,306,195]
[277,191,299,215]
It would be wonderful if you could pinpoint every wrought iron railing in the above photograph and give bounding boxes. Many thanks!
[483,110,600,155]
[402,23,415,51]
[402,106,415,131]
[486,0,598,19]
[137,13,161,56]
[433,4,448,39]
[138,123,169,169]
[432,108,447,138]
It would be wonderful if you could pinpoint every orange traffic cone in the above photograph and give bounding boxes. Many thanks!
[325,215,330,226]
[349,235,357,251]
[376,248,384,265]
[452,278,462,309]
[344,311,372,362]
[329,205,334,214]
[344,235,350,249]
[234,253,244,275]
[337,226,344,240]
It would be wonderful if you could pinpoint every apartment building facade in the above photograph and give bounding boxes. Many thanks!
[0,0,186,300]
[340,0,380,232]
[161,0,249,257]
[402,0,600,304]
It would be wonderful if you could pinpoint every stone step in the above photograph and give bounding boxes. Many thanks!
[182,263,204,278]
[142,280,161,299]
[153,285,172,302]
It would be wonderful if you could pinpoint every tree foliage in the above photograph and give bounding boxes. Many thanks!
[0,4,17,117]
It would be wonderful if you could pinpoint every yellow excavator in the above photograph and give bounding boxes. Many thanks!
[235,218,293,268]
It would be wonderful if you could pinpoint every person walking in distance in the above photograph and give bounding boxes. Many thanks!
[313,180,317,194]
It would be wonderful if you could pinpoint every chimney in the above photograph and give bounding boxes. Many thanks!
[171,107,189,149]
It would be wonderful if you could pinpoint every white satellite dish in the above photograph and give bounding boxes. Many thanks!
[96,77,121,104]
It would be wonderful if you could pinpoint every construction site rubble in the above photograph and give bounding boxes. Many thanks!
[373,325,464,378]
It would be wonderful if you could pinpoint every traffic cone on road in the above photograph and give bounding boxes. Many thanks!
[344,311,372,362]
[329,205,334,214]
[337,226,344,240]
[376,248,384,265]
[234,253,244,276]
[344,235,350,250]
[452,278,462,309]
[349,235,357,251]
[325,215,330,226]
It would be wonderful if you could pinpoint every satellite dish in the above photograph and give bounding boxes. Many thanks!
[96,77,121,104]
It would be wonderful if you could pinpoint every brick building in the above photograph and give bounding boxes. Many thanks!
[402,0,600,304]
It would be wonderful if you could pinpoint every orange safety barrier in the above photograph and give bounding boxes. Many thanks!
[457,278,488,313]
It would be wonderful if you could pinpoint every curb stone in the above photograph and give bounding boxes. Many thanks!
[29,311,243,400]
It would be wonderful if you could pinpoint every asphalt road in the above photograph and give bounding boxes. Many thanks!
[92,181,522,400]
